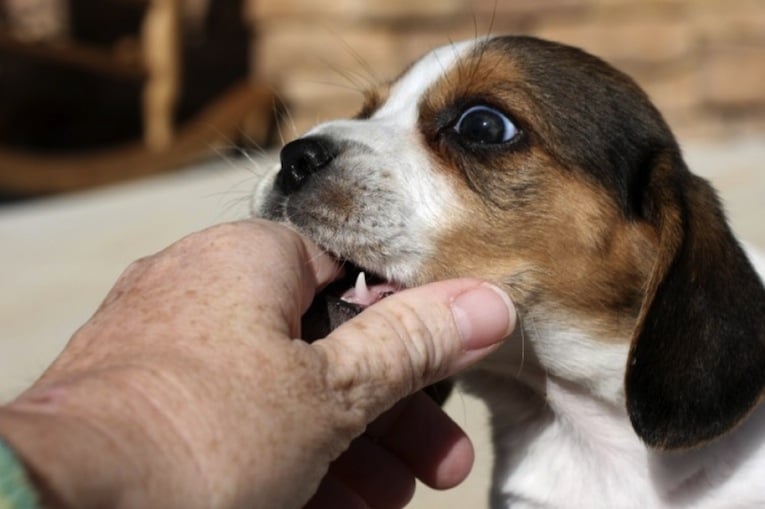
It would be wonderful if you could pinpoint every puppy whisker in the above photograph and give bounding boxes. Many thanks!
[321,25,381,90]
[515,310,528,378]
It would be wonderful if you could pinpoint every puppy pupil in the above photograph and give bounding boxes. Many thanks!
[455,105,518,144]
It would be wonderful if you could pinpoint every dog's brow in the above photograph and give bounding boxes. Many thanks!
[356,84,390,119]
[373,40,477,122]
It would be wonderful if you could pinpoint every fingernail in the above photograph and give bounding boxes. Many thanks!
[451,284,516,350]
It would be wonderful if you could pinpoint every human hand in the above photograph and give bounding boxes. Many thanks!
[0,220,514,508]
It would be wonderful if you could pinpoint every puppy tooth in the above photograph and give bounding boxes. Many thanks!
[355,271,370,301]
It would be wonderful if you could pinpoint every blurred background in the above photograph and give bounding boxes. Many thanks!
[256,0,765,141]
[0,0,763,198]
[0,1,763,507]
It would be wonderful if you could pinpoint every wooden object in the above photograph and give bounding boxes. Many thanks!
[0,0,277,196]
[0,82,275,194]
[141,0,181,151]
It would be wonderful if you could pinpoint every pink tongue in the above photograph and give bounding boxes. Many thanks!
[340,272,400,308]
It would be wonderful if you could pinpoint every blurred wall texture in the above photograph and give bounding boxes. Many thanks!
[249,0,765,141]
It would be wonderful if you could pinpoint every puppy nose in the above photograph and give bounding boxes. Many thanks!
[277,136,336,194]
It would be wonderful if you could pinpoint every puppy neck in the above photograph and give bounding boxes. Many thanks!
[467,302,633,406]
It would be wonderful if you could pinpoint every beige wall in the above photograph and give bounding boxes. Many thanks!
[249,0,765,141]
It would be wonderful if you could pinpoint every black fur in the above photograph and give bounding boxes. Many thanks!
[626,158,765,449]
[480,37,765,449]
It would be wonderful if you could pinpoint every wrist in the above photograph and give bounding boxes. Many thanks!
[0,405,134,508]
[0,371,204,509]
[0,435,39,508]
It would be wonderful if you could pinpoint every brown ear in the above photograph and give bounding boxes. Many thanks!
[625,150,765,450]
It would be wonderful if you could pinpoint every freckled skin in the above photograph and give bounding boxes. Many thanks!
[1,220,512,509]
[5,222,347,508]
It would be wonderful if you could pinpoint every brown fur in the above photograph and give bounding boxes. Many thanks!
[416,43,658,343]
[414,39,764,448]
[356,84,391,120]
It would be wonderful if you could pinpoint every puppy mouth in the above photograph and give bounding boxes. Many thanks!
[301,261,403,342]
[336,264,403,308]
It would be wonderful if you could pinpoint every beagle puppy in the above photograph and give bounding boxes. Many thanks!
[253,36,765,508]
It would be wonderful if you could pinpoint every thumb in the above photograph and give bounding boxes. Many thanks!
[314,278,515,422]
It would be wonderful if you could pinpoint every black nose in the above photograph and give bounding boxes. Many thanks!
[277,136,336,194]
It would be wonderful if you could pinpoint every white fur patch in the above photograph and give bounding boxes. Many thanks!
[531,319,629,404]
[253,40,479,285]
[373,40,477,123]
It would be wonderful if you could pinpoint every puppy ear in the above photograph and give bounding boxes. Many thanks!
[625,150,765,450]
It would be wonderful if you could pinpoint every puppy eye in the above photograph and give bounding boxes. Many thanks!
[454,105,518,145]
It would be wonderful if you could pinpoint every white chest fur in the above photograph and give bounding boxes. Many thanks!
[463,244,765,508]
[467,372,765,509]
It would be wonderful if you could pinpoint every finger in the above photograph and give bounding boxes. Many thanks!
[329,435,415,509]
[98,220,341,324]
[179,220,342,337]
[370,392,474,489]
[315,279,515,422]
[238,220,342,319]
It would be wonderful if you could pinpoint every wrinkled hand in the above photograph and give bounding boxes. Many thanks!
[0,220,514,509]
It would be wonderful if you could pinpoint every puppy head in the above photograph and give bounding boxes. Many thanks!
[256,38,659,301]
[254,36,765,449]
